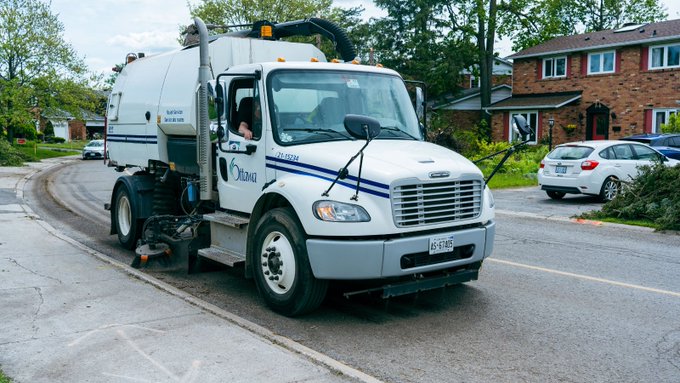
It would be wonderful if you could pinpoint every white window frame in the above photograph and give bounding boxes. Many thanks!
[587,50,616,74]
[509,111,538,145]
[649,43,680,70]
[652,108,678,133]
[469,75,480,88]
[542,56,567,78]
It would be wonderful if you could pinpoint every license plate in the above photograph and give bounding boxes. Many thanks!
[429,235,454,255]
[555,166,567,174]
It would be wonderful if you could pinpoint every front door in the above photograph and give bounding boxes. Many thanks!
[591,113,608,140]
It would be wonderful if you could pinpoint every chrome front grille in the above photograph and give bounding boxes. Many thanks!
[391,179,483,227]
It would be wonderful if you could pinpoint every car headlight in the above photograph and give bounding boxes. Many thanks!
[485,186,495,208]
[313,200,371,222]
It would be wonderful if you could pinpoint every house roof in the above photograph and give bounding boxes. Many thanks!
[509,18,680,60]
[433,85,511,110]
[485,91,582,111]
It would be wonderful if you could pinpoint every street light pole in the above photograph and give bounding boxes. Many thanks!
[548,116,555,150]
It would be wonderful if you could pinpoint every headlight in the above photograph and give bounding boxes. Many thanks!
[313,200,371,222]
[485,186,495,208]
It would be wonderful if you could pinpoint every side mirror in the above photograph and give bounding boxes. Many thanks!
[512,115,533,137]
[215,82,225,118]
[344,114,381,140]
[415,87,425,120]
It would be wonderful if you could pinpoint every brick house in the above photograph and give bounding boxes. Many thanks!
[432,58,513,130]
[487,19,680,146]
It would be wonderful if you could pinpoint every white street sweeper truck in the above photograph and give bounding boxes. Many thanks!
[105,17,511,316]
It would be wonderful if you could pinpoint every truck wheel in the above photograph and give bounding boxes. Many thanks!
[599,176,620,202]
[251,207,328,316]
[114,185,141,249]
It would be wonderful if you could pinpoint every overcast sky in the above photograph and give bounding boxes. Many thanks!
[50,0,680,77]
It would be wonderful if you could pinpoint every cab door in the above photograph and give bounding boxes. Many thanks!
[215,71,268,214]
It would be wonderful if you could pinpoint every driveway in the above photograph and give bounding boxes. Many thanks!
[492,186,604,219]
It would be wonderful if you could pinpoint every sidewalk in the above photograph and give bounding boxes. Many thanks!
[0,159,377,383]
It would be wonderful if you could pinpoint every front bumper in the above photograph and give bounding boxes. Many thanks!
[306,221,495,280]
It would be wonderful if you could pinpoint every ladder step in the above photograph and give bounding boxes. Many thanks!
[197,246,245,267]
[203,212,249,228]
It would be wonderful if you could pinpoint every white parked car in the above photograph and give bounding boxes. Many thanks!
[538,140,679,201]
[82,139,106,160]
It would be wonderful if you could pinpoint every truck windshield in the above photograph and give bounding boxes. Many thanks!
[267,70,420,145]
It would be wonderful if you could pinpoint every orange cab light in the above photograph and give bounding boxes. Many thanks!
[277,57,286,62]
[331,59,340,63]
[351,59,360,65]
[310,57,319,62]
[376,63,384,68]
[260,25,273,39]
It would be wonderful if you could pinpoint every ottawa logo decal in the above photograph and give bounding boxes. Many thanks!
[229,158,257,183]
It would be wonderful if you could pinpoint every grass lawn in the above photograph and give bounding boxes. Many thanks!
[486,172,538,189]
[14,143,80,161]
[0,369,11,383]
[39,140,87,151]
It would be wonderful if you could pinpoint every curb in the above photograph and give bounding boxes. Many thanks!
[15,158,382,383]
[495,209,657,232]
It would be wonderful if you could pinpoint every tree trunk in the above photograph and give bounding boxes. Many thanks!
[478,0,497,140]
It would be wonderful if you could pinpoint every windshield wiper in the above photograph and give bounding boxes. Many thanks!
[284,128,352,139]
[380,126,418,140]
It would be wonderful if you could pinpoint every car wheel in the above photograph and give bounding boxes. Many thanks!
[113,185,142,249]
[599,176,620,202]
[546,191,566,200]
[251,207,328,316]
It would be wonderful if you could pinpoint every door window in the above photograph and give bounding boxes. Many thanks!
[632,144,661,160]
[611,144,634,160]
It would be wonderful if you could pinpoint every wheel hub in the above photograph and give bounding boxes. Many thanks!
[262,246,284,279]
[259,232,296,294]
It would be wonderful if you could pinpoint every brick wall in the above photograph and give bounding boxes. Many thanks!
[438,110,481,131]
[506,45,680,143]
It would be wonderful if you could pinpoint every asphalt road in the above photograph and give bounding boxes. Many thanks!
[25,158,680,383]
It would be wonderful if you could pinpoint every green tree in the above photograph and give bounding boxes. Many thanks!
[0,0,96,143]
[371,0,478,98]
[500,0,667,52]
[188,0,333,27]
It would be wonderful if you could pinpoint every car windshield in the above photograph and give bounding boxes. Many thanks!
[547,145,594,160]
[87,141,103,147]
[267,70,420,145]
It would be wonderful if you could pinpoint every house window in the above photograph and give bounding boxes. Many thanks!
[588,51,615,74]
[649,44,680,69]
[469,75,480,88]
[543,57,567,78]
[509,111,538,144]
[652,109,678,133]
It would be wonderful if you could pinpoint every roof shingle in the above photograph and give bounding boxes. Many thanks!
[508,19,680,59]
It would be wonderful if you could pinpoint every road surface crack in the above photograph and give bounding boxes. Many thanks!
[7,257,63,284]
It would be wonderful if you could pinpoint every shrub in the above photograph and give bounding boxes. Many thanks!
[584,162,680,230]
[0,139,31,166]
[661,114,680,134]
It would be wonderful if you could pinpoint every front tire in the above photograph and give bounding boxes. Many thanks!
[113,185,142,249]
[546,191,566,200]
[599,176,620,202]
[251,207,328,316]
